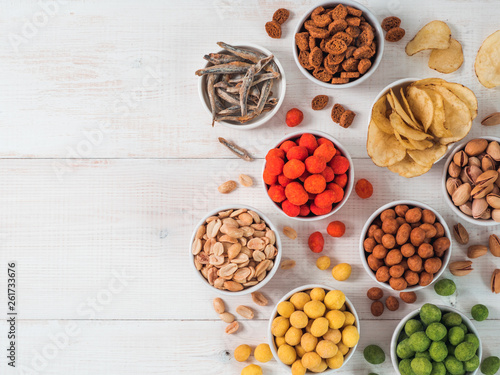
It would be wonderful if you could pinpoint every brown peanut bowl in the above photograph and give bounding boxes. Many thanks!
[359,200,452,292]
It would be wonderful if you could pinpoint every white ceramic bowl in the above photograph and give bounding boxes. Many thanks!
[189,204,282,296]
[292,0,384,89]
[390,305,483,375]
[359,200,452,292]
[262,130,354,221]
[268,284,360,373]
[198,42,286,130]
[371,78,449,165]
[442,136,500,226]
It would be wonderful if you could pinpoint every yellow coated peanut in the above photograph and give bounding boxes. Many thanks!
[342,325,359,348]
[277,301,295,318]
[332,263,352,281]
[316,256,331,270]
[310,359,328,373]
[300,332,318,352]
[325,309,345,329]
[323,329,342,344]
[310,317,329,337]
[295,344,306,358]
[343,311,355,327]
[337,341,349,355]
[290,292,311,310]
[290,311,309,329]
[324,290,346,310]
[241,364,263,375]
[275,336,286,347]
[326,351,344,369]
[278,344,297,365]
[315,340,338,359]
[292,359,307,375]
[285,327,303,346]
[254,343,272,363]
[309,287,325,301]
[301,351,322,370]
[304,300,326,319]
[234,344,252,362]
[271,316,290,337]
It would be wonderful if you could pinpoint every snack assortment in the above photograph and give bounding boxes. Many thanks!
[445,138,500,222]
[363,204,450,291]
[192,208,278,292]
[263,133,350,218]
[294,4,378,85]
[368,78,477,178]
[270,288,359,373]
[396,304,481,375]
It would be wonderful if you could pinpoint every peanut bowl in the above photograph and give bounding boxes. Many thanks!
[262,130,354,221]
[190,204,282,296]
[391,304,482,375]
[292,0,384,89]
[268,284,360,373]
[198,42,286,130]
[359,200,452,292]
[442,136,500,226]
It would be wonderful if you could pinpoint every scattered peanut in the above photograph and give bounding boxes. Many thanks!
[280,259,296,270]
[218,180,237,194]
[283,226,298,240]
[239,174,254,187]
[225,321,240,334]
[236,305,255,319]
[213,297,225,314]
[251,291,269,306]
[219,312,235,323]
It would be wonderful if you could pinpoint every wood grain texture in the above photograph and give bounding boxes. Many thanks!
[1,0,500,374]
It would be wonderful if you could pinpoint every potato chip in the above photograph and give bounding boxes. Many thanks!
[406,86,434,133]
[388,90,422,131]
[371,95,394,134]
[407,143,447,167]
[409,138,434,151]
[428,38,464,74]
[400,88,420,127]
[405,20,451,56]
[367,120,406,167]
[420,85,471,144]
[475,30,500,88]
[414,78,477,120]
[389,112,433,141]
[393,129,416,150]
[416,87,451,138]
[388,155,432,178]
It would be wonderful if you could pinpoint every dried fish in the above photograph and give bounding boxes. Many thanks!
[195,61,252,76]
[207,74,218,127]
[218,137,253,161]
[216,88,240,105]
[229,72,280,86]
[217,41,279,74]
[239,65,256,116]
[203,53,246,65]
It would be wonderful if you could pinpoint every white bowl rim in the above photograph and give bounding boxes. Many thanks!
[262,130,355,221]
[268,284,360,374]
[390,304,483,375]
[441,136,500,226]
[359,200,452,292]
[189,204,282,296]
[197,42,286,130]
[292,0,385,89]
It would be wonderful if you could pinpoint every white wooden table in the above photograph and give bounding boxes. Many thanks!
[0,0,499,374]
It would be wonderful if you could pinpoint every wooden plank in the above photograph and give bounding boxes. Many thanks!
[0,158,498,321]
[0,0,498,159]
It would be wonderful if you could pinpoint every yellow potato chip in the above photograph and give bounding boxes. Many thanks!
[389,112,433,141]
[428,38,464,74]
[414,87,452,139]
[421,85,472,144]
[388,154,432,178]
[388,90,422,131]
[393,129,416,150]
[405,20,451,56]
[371,95,394,134]
[406,86,434,133]
[400,88,421,128]
[408,138,434,151]
[407,143,448,167]
[367,120,406,167]
[475,30,500,88]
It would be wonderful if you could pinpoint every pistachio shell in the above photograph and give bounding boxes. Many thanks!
[476,170,499,187]
[465,165,482,185]
[492,208,500,223]
[487,194,500,209]
[468,156,481,167]
[490,234,500,257]
[453,223,469,245]
[481,112,500,126]
[449,260,473,276]
[482,154,496,171]
[491,269,500,293]
[465,139,489,156]
[447,177,462,196]
[448,162,462,178]
[453,150,469,167]
[459,202,473,216]
[472,198,488,219]
[452,183,472,206]
[486,141,500,161]
[471,183,494,199]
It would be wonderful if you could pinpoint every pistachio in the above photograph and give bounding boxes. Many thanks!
[493,185,500,195]
[453,223,469,245]
[465,165,482,185]
[487,141,500,161]
[468,156,481,168]
[471,182,494,199]
[472,198,489,219]
[482,154,496,171]
[447,177,462,196]
[493,209,500,223]
[491,269,500,294]
[490,234,500,257]
[476,170,499,187]
[479,208,491,220]
[481,112,500,126]
[467,245,488,258]
[465,138,489,156]
[452,183,471,206]
[449,260,473,276]
[453,150,469,167]
[448,161,462,178]
[459,202,473,216]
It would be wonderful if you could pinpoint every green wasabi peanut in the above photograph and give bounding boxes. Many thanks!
[415,351,432,361]
[458,323,468,334]
[444,355,464,375]
[471,304,489,321]
[430,362,446,375]
[429,341,448,362]
[409,331,432,353]
[426,322,447,341]
[448,326,465,346]
[464,354,480,372]
[481,356,500,375]
[454,341,476,362]
[363,345,385,365]
[411,357,433,375]
[434,278,456,296]
[464,333,480,352]
[397,338,416,359]
[406,319,424,336]
[442,312,462,327]
[399,358,417,375]
[420,304,442,326]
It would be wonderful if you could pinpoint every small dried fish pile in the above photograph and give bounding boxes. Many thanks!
[195,42,281,125]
